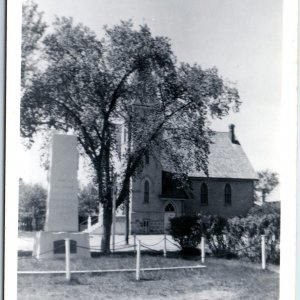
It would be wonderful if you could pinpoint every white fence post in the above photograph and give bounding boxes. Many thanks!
[163,234,167,257]
[87,215,92,230]
[134,234,136,253]
[201,236,205,264]
[65,238,71,281]
[261,235,266,270]
[136,240,141,280]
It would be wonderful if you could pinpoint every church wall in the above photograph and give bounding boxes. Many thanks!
[131,157,163,234]
[186,179,254,217]
[130,159,255,234]
[130,157,183,234]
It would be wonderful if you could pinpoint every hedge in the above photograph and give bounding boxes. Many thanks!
[168,204,280,264]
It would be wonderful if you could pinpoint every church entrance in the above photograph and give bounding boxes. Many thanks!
[164,203,176,231]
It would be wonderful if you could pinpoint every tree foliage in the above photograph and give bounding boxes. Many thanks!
[19,179,47,230]
[21,3,241,252]
[255,170,279,202]
[78,184,99,217]
[248,202,280,216]
[22,0,47,89]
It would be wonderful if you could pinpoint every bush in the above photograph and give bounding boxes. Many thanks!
[169,216,202,255]
[201,208,280,264]
[248,202,280,217]
[202,215,236,258]
[180,247,201,257]
[240,213,280,264]
[226,216,247,253]
[169,207,280,263]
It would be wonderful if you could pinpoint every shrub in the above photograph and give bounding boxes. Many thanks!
[200,209,280,264]
[169,216,202,255]
[226,216,247,253]
[202,215,236,258]
[240,213,280,264]
[248,202,280,217]
[225,212,280,264]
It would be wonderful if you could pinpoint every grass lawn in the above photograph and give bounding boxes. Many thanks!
[18,253,279,300]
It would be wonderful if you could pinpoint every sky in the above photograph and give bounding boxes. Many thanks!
[20,0,283,190]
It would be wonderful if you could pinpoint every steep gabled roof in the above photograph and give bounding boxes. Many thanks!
[188,132,258,180]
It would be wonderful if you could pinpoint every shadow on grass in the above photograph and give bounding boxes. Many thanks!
[53,275,92,286]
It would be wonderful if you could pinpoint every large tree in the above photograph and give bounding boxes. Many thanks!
[21,7,241,252]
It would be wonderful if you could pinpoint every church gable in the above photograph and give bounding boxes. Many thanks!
[188,128,258,180]
[159,126,258,180]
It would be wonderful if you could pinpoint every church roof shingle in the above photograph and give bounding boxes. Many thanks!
[188,132,258,180]
[160,131,258,180]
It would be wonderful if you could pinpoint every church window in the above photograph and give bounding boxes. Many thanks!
[144,180,150,203]
[200,183,208,205]
[225,184,232,206]
[165,203,175,212]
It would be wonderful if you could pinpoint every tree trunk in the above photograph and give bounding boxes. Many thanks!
[35,215,38,231]
[101,205,112,253]
[101,141,113,254]
[262,192,266,203]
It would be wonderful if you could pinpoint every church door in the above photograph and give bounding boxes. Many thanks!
[164,203,176,231]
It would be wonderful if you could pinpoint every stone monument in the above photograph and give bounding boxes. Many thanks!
[33,134,90,258]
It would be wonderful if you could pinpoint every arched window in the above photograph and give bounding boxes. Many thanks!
[200,183,208,205]
[225,184,232,206]
[144,180,150,203]
[165,203,175,212]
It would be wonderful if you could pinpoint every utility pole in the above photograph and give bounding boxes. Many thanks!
[112,174,117,252]
[125,195,129,244]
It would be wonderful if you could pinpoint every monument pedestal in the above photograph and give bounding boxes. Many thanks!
[33,231,90,259]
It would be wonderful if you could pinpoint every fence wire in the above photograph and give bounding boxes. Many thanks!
[18,234,273,279]
[18,243,66,260]
[18,234,270,262]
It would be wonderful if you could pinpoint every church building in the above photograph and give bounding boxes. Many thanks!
[130,125,257,234]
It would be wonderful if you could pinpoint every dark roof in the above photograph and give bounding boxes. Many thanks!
[161,132,258,180]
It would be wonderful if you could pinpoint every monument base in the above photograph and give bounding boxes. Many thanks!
[33,231,91,259]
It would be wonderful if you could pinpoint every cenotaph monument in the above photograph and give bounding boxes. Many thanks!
[33,134,90,258]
